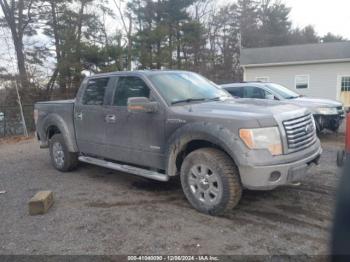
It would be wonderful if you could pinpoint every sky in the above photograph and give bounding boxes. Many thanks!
[106,0,350,39]
[285,0,350,38]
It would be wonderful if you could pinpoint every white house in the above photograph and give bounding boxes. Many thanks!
[241,42,350,106]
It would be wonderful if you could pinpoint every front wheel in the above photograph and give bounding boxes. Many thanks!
[49,134,78,172]
[180,148,242,216]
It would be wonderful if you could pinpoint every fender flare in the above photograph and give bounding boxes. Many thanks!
[43,113,79,152]
[165,122,242,177]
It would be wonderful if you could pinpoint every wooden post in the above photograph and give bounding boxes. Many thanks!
[14,79,28,137]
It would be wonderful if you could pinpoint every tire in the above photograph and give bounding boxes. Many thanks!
[337,150,345,167]
[315,120,323,134]
[49,134,78,172]
[180,148,242,216]
[329,123,340,133]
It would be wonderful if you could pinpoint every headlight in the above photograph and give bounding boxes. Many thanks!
[315,107,338,115]
[239,127,282,156]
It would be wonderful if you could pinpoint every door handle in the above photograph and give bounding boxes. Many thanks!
[105,114,117,123]
[76,112,83,120]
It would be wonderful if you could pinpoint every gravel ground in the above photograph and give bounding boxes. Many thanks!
[0,134,345,255]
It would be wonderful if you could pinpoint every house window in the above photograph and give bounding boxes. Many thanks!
[341,76,350,92]
[256,77,269,82]
[295,75,309,89]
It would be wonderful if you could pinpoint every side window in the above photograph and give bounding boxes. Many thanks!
[243,86,265,99]
[228,87,243,98]
[82,78,109,105]
[113,76,150,106]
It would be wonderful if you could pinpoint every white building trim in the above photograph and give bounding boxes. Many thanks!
[243,58,350,68]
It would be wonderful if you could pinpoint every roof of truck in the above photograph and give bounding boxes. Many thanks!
[86,70,191,78]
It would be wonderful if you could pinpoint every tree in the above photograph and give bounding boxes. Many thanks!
[113,0,133,70]
[42,0,112,97]
[0,0,38,91]
[322,32,347,43]
[289,25,320,45]
[206,4,241,83]
[258,0,292,47]
[236,0,259,48]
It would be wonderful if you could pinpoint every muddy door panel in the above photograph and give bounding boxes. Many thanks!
[74,77,111,156]
[104,76,165,169]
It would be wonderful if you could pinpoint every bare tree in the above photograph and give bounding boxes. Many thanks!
[113,0,132,70]
[0,0,36,90]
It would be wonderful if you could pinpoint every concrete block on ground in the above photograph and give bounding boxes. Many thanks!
[28,191,54,216]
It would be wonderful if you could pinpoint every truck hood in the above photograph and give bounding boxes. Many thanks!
[283,97,343,109]
[172,98,308,127]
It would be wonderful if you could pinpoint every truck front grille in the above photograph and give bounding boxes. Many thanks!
[283,114,317,153]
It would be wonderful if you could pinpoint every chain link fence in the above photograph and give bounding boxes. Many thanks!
[0,105,35,137]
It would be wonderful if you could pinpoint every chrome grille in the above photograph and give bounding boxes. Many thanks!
[283,114,317,153]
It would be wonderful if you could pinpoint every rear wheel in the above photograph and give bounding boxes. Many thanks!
[49,134,78,172]
[180,148,242,216]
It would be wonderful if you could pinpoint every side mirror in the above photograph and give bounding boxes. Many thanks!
[127,97,158,113]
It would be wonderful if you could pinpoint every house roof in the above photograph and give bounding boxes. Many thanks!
[241,41,350,67]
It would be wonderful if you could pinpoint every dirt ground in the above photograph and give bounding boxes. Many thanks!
[0,134,345,255]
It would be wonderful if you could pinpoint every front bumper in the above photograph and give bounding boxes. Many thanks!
[239,146,322,190]
[314,112,345,131]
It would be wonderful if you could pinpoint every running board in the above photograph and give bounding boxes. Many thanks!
[78,156,169,182]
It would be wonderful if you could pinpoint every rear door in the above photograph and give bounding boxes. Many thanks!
[74,77,112,157]
[104,75,166,169]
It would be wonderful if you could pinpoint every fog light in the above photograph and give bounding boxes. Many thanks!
[269,171,281,182]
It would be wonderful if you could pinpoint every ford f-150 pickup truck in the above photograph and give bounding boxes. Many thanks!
[35,70,322,215]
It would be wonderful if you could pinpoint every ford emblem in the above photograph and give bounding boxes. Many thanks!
[305,124,313,134]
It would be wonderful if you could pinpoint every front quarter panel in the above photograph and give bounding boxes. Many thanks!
[165,121,249,177]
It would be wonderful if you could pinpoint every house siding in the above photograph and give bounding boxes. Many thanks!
[244,61,350,101]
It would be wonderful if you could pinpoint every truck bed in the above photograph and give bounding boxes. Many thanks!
[35,100,77,151]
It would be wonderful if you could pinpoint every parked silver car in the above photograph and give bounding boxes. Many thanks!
[222,82,345,133]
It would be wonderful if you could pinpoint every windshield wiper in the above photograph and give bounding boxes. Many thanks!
[286,95,300,100]
[171,98,207,105]
[206,97,222,101]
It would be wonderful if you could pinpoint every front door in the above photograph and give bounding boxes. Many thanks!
[339,76,350,107]
[104,76,166,169]
[74,77,111,157]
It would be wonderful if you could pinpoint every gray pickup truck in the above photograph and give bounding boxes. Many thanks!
[35,70,322,215]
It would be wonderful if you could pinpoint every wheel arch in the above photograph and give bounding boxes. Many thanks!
[165,122,242,177]
[43,113,79,152]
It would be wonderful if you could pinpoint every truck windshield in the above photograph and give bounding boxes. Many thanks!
[149,72,229,105]
[265,83,300,100]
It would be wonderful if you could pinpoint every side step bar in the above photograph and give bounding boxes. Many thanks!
[78,156,170,182]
